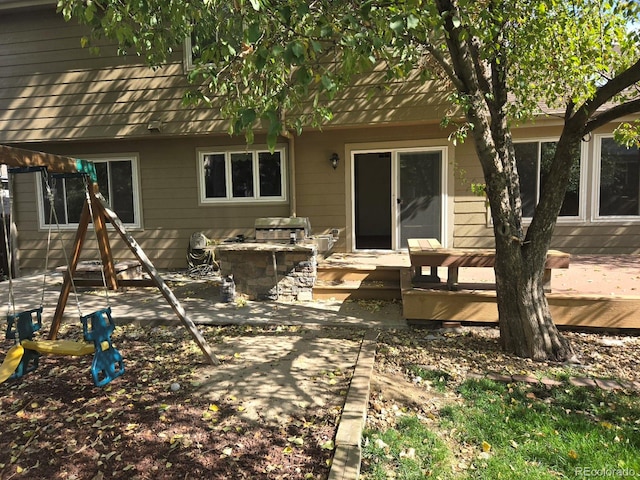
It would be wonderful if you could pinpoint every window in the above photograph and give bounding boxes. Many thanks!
[198,148,287,203]
[40,155,140,228]
[514,140,582,218]
[183,17,235,72]
[596,136,640,218]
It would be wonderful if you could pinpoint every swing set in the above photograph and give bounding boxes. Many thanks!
[0,145,218,387]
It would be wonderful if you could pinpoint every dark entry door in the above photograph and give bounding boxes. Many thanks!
[354,152,392,249]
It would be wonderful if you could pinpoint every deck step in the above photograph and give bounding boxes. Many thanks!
[315,264,402,300]
[313,279,401,301]
[317,265,402,283]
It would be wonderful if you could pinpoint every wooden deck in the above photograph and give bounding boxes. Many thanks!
[316,252,640,330]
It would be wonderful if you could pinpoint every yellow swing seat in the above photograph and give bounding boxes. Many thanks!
[0,345,25,383]
[21,339,96,356]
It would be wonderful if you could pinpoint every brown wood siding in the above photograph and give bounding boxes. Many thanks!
[451,140,493,248]
[0,7,453,145]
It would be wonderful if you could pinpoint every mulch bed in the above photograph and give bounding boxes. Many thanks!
[0,324,340,480]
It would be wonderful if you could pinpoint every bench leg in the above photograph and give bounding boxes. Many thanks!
[543,268,552,293]
[412,266,441,284]
[447,267,459,291]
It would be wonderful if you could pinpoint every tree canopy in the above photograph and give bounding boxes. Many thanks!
[59,0,640,145]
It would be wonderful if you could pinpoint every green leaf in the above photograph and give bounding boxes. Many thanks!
[240,109,256,127]
[247,23,260,43]
[290,41,305,60]
[296,67,312,86]
[255,49,268,70]
[407,14,419,30]
[249,0,260,11]
[279,6,292,25]
[389,17,404,34]
[321,75,336,93]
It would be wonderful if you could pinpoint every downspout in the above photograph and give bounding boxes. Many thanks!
[282,130,296,217]
[280,111,297,217]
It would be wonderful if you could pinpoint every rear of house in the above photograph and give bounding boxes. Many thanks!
[1,1,639,273]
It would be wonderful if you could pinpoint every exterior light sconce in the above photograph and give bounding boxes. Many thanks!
[147,120,162,133]
[330,153,339,170]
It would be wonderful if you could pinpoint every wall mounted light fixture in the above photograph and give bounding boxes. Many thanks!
[330,153,339,170]
[147,120,163,133]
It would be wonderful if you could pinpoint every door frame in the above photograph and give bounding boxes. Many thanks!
[346,140,452,252]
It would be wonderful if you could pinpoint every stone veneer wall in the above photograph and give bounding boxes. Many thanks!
[216,243,317,301]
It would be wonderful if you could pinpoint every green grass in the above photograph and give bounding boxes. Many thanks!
[362,415,452,479]
[407,365,453,392]
[362,379,640,479]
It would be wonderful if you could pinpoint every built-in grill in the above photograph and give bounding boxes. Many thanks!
[253,217,337,254]
[215,217,339,301]
[254,217,311,243]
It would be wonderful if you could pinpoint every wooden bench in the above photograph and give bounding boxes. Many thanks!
[407,238,570,292]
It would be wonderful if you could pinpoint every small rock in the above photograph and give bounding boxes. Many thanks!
[597,338,625,347]
[374,438,389,449]
[170,382,181,392]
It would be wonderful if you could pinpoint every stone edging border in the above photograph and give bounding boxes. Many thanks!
[469,371,640,391]
[327,330,379,480]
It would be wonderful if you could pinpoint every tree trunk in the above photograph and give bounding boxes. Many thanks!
[493,243,574,361]
[433,0,577,362]
[465,95,576,363]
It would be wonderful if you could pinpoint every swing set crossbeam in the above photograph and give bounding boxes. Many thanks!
[1,144,219,366]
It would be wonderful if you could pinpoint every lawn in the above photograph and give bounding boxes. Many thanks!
[362,327,640,479]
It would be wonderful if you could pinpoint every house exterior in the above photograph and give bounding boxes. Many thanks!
[1,1,639,272]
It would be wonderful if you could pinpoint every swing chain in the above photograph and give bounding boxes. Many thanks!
[1,167,15,318]
[43,173,83,318]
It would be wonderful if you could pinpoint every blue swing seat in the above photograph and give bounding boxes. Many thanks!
[5,307,43,378]
[81,307,125,387]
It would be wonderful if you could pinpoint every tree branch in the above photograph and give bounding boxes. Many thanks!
[585,98,640,133]
[434,0,479,94]
[422,42,465,91]
[582,57,640,116]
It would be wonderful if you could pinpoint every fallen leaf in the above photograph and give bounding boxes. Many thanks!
[287,436,304,446]
[320,440,335,450]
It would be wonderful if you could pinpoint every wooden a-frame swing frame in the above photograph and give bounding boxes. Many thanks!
[1,144,219,365]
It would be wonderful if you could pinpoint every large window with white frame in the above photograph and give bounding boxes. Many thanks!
[514,140,582,219]
[198,147,287,203]
[39,155,141,228]
[595,136,640,219]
